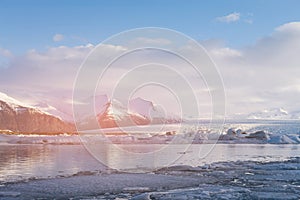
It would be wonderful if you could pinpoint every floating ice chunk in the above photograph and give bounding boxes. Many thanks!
[236,129,247,137]
[268,134,300,144]
[227,128,236,136]
[246,131,269,140]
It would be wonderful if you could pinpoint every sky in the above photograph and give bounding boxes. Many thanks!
[0,0,300,118]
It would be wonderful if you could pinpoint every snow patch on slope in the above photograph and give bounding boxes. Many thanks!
[0,91,62,117]
[34,102,73,121]
[0,92,33,109]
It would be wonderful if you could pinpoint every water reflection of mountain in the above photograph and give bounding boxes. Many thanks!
[0,145,49,182]
[0,145,102,183]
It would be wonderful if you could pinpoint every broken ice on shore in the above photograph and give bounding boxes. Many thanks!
[0,120,299,145]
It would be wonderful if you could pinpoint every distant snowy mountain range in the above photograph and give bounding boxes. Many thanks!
[1,91,299,134]
[0,92,181,132]
[248,108,300,120]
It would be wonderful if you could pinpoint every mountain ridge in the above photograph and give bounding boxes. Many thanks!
[78,97,181,129]
[247,107,298,120]
[0,92,75,134]
[1,92,181,132]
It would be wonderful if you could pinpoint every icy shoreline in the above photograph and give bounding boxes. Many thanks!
[1,120,299,145]
[0,129,299,145]
[1,158,299,199]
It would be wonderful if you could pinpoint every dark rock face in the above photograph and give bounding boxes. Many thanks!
[0,100,74,134]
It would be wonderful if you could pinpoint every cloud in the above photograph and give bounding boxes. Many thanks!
[209,47,242,58]
[0,44,93,90]
[0,43,127,91]
[0,43,128,115]
[275,22,300,33]
[0,47,13,68]
[1,22,300,117]
[0,47,13,58]
[53,34,64,42]
[207,21,300,114]
[216,12,240,23]
[244,22,300,69]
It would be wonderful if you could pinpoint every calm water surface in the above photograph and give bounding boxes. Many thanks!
[0,143,299,183]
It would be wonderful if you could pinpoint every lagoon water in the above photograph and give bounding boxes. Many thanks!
[1,143,299,184]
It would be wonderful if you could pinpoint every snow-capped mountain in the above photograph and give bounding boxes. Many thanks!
[1,91,181,131]
[128,97,154,118]
[78,97,181,129]
[34,95,110,123]
[97,99,149,128]
[0,92,34,110]
[129,97,181,124]
[248,108,292,120]
[0,92,74,133]
[34,102,74,122]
